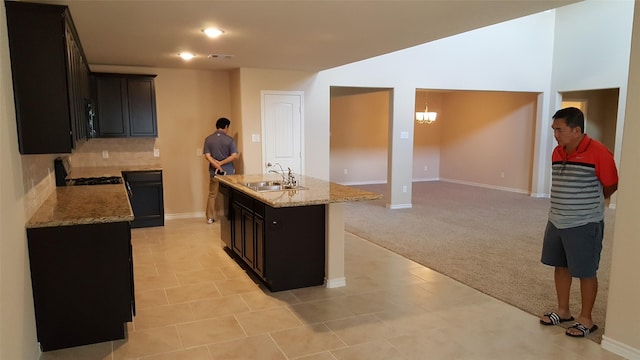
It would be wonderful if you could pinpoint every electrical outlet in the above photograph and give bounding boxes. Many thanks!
[424,165,428,171]
[153,148,160,157]
[343,169,348,175]
[500,171,505,178]
[196,148,202,156]
[102,150,109,159]
[402,185,408,193]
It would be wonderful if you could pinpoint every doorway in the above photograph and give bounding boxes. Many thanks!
[261,91,304,175]
[560,88,619,152]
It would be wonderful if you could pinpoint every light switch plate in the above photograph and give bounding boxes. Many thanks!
[251,134,261,143]
[400,131,409,139]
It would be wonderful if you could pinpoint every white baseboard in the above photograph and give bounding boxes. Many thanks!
[165,212,204,220]
[337,180,386,186]
[325,277,346,288]
[440,178,530,195]
[530,192,550,198]
[412,177,440,182]
[387,203,412,209]
[601,335,640,359]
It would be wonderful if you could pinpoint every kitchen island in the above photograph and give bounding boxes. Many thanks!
[26,184,135,351]
[215,174,381,291]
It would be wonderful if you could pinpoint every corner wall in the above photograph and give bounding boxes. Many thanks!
[602,1,640,356]
[1,7,39,360]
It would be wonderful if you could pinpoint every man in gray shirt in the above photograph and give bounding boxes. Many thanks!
[203,117,238,223]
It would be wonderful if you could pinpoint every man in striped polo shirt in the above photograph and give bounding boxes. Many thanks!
[539,107,618,338]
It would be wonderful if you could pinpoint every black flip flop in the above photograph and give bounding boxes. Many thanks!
[540,312,574,326]
[566,322,598,337]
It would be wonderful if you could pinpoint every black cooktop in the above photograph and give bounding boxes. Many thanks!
[68,177,123,186]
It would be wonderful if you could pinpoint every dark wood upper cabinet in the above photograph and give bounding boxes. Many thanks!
[93,73,158,138]
[4,1,90,154]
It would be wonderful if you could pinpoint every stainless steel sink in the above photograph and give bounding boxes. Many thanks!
[244,181,282,187]
[242,181,308,192]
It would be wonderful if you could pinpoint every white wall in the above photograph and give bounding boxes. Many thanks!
[316,10,557,207]
[543,0,634,196]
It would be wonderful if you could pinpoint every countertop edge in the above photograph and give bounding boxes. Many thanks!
[215,174,382,208]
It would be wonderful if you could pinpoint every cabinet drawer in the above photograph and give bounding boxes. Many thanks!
[253,201,265,217]
[124,171,161,182]
[233,189,254,209]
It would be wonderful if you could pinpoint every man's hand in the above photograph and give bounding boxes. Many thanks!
[205,153,224,172]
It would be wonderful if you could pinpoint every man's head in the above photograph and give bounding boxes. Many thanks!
[216,117,231,130]
[551,107,585,148]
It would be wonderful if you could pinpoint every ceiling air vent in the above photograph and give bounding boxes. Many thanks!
[208,54,234,59]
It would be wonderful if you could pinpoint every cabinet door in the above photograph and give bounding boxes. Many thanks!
[26,222,132,351]
[127,77,158,137]
[95,76,128,137]
[123,171,164,228]
[254,215,265,277]
[128,183,164,228]
[5,2,74,154]
[64,20,89,146]
[242,208,255,267]
[231,203,243,257]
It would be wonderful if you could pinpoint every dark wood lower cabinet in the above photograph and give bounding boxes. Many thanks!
[123,170,164,228]
[26,222,134,351]
[227,188,325,291]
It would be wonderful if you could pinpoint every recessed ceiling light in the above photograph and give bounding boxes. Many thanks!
[203,28,224,38]
[179,52,195,60]
[208,54,234,59]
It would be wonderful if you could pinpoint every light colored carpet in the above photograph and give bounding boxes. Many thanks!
[344,181,615,343]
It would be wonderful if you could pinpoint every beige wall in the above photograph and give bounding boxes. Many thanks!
[237,68,315,175]
[1,7,38,360]
[413,91,443,181]
[440,91,537,193]
[603,1,640,353]
[330,90,537,193]
[79,65,231,217]
[330,88,390,184]
[562,88,619,151]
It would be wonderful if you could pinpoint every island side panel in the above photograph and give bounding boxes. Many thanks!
[26,222,133,351]
[325,202,346,288]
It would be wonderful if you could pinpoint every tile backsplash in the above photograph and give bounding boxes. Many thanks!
[70,138,161,167]
[22,138,161,221]
[22,154,57,220]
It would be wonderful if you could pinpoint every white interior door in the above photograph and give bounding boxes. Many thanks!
[262,91,304,175]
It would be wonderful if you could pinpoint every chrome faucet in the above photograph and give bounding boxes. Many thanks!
[267,162,296,187]
[267,162,286,183]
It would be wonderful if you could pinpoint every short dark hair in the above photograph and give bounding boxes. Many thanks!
[216,117,231,129]
[553,107,584,133]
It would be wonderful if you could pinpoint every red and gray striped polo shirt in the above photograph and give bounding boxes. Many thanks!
[549,134,618,229]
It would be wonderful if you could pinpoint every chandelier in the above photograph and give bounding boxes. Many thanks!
[416,97,437,124]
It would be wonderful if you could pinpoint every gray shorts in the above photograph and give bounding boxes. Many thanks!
[540,221,604,278]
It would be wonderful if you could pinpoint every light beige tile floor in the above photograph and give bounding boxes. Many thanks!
[39,218,623,360]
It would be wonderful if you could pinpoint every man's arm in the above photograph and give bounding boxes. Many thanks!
[216,152,238,166]
[204,153,223,172]
[603,184,618,199]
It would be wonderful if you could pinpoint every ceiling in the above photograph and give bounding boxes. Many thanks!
[23,0,579,72]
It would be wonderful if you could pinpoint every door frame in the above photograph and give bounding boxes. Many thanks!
[260,90,305,175]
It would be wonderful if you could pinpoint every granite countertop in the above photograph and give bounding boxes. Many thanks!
[216,174,382,208]
[26,184,134,229]
[68,165,162,179]
[26,165,161,229]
